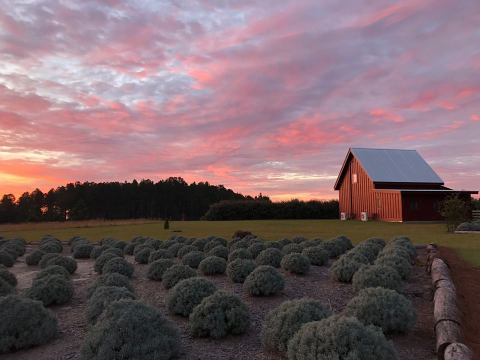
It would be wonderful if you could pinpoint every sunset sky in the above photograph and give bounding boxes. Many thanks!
[0,0,479,201]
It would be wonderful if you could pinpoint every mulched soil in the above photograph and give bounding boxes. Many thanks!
[437,246,480,358]
[3,246,436,360]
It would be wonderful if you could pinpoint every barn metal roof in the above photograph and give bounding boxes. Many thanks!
[334,148,444,189]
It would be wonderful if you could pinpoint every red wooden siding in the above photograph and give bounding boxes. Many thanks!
[338,155,402,221]
[376,191,403,221]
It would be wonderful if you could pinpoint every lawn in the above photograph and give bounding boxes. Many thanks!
[1,219,479,266]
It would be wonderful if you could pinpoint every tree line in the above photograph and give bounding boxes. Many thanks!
[203,199,339,220]
[0,178,340,223]
[0,178,247,223]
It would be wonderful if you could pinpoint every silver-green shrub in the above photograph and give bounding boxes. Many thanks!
[38,253,61,268]
[94,253,120,273]
[248,242,267,258]
[123,243,136,255]
[377,245,412,263]
[42,256,77,274]
[99,238,126,249]
[244,265,285,296]
[166,243,183,257]
[25,274,73,306]
[144,238,162,250]
[282,243,303,255]
[266,241,283,250]
[256,248,283,268]
[262,298,332,353]
[86,285,136,324]
[73,244,94,259]
[26,249,45,265]
[190,290,250,338]
[344,287,416,334]
[291,236,307,244]
[162,264,197,289]
[353,242,383,263]
[1,240,25,258]
[90,245,108,259]
[204,238,228,252]
[330,252,370,283]
[0,267,17,287]
[228,248,253,262]
[68,236,83,247]
[80,300,181,360]
[364,237,387,248]
[39,239,63,254]
[102,248,124,258]
[0,295,58,353]
[226,258,256,283]
[166,277,217,317]
[287,315,396,360]
[390,236,417,259]
[352,264,402,293]
[35,265,70,281]
[318,239,343,258]
[199,256,227,275]
[277,238,292,247]
[148,249,172,263]
[302,246,329,266]
[182,250,205,268]
[147,259,175,281]
[229,238,250,251]
[86,273,133,299]
[281,253,310,275]
[192,238,209,251]
[457,221,480,232]
[0,278,13,296]
[0,251,14,267]
[102,257,134,278]
[375,255,411,280]
[133,247,153,264]
[332,235,353,253]
[207,245,228,259]
[133,243,155,256]
[177,245,198,259]
[299,239,322,249]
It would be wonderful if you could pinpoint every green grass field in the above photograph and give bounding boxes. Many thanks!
[1,219,479,266]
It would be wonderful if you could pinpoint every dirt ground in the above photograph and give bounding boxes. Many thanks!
[438,247,480,358]
[3,246,436,360]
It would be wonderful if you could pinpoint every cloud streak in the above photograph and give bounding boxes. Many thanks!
[0,0,479,200]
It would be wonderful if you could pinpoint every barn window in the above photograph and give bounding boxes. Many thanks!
[352,173,357,183]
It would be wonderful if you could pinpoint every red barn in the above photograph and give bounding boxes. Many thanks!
[334,148,477,222]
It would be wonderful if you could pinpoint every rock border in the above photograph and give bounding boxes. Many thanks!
[426,244,472,360]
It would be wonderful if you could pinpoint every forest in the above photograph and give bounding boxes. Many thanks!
[0,178,246,223]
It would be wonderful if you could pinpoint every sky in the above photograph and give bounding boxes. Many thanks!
[0,0,479,201]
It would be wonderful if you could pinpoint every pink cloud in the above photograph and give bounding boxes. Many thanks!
[369,108,405,123]
[0,85,51,113]
[0,0,479,200]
